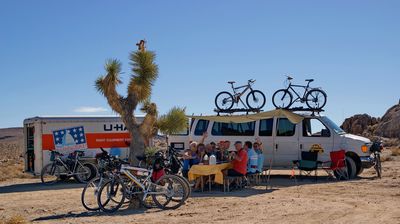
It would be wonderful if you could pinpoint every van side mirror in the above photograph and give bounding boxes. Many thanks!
[321,129,330,137]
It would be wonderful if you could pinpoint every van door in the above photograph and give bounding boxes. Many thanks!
[25,125,35,172]
[257,118,274,167]
[273,118,299,167]
[298,118,333,162]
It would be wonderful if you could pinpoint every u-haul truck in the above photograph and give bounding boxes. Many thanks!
[23,116,143,175]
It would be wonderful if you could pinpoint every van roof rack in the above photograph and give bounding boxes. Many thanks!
[214,108,262,116]
[285,107,324,116]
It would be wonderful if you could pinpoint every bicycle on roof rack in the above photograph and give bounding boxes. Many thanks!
[215,79,266,111]
[272,76,327,110]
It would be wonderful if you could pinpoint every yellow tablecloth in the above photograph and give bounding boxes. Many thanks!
[188,163,233,184]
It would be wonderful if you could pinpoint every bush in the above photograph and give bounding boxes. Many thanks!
[0,215,27,224]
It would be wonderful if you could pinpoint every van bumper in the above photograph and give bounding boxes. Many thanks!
[360,156,374,169]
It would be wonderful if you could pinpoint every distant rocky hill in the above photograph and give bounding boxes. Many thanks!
[341,103,400,146]
[0,127,24,161]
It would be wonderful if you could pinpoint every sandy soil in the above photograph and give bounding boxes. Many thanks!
[1,153,400,224]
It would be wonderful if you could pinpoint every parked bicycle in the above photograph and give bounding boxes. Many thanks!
[215,79,266,110]
[136,147,191,201]
[40,150,97,184]
[272,76,327,110]
[81,147,121,211]
[370,141,383,178]
[97,161,189,213]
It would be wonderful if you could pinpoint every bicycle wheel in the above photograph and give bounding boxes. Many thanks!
[81,177,105,211]
[138,188,158,209]
[375,153,382,178]
[246,90,266,110]
[215,91,234,110]
[97,178,126,213]
[40,163,60,185]
[152,175,187,210]
[172,175,191,200]
[305,89,327,110]
[74,163,94,183]
[272,89,293,109]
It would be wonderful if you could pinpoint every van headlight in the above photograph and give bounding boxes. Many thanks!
[361,145,368,153]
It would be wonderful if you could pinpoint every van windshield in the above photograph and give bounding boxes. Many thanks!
[320,117,346,135]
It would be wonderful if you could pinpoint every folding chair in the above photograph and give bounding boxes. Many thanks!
[293,151,320,181]
[323,150,348,180]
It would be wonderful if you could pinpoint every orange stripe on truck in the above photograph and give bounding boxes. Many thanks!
[42,133,131,150]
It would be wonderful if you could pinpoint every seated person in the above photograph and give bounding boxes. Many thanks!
[197,143,206,162]
[205,143,216,156]
[226,141,248,176]
[217,140,230,162]
[254,138,264,173]
[182,141,200,178]
[245,141,258,174]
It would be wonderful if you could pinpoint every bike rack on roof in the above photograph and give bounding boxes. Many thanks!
[285,106,325,116]
[214,108,262,116]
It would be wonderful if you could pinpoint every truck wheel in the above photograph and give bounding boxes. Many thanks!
[345,157,357,179]
[357,167,364,176]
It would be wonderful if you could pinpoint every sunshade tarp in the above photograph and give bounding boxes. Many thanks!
[189,109,304,124]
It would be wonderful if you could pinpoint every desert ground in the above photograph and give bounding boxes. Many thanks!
[0,149,399,224]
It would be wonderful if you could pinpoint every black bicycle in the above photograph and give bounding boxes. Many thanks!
[41,150,97,184]
[272,76,327,110]
[215,79,266,110]
[370,141,383,178]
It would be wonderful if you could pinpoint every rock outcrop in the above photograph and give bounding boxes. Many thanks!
[341,114,379,136]
[374,104,400,139]
[341,102,400,146]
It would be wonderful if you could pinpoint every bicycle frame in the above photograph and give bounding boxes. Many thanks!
[230,83,253,102]
[53,153,87,176]
[119,165,167,199]
[286,81,312,102]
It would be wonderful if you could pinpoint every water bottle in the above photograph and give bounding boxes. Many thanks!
[203,154,209,165]
[209,154,216,165]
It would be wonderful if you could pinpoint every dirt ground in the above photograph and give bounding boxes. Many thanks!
[1,151,400,224]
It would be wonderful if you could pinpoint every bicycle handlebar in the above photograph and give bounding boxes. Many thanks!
[248,79,256,83]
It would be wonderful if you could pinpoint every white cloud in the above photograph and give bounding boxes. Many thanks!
[74,106,108,113]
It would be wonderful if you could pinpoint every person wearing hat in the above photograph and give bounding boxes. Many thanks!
[182,141,200,178]
[226,141,248,176]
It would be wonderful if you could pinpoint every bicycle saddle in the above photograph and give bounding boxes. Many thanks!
[305,79,314,82]
[227,81,236,84]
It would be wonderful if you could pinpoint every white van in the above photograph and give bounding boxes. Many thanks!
[23,116,143,175]
[168,110,374,178]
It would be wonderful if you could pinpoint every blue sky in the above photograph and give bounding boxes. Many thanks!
[0,1,399,128]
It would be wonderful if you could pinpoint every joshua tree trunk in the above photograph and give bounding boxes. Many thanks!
[129,125,145,166]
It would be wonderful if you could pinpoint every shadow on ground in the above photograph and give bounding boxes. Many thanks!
[31,203,166,222]
[0,180,85,194]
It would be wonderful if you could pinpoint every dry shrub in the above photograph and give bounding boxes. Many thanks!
[391,148,400,156]
[0,160,32,182]
[0,215,27,224]
[384,138,400,148]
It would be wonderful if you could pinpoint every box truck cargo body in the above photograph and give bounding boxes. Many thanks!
[23,116,144,175]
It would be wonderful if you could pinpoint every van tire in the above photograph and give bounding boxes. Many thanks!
[345,156,357,179]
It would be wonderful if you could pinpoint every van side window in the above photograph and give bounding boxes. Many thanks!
[303,118,330,137]
[211,121,255,136]
[276,118,296,136]
[194,119,209,136]
[259,119,273,136]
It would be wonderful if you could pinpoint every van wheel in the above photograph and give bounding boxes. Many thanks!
[345,157,357,179]
[357,167,364,176]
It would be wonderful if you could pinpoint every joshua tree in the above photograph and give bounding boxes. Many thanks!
[95,40,187,165]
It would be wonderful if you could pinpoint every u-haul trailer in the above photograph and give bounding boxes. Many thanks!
[23,116,144,175]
